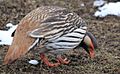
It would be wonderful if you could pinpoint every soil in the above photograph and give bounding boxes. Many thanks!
[0,0,120,74]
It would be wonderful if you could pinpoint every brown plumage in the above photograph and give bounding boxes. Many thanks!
[3,6,97,67]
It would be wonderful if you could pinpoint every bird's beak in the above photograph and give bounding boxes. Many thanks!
[89,42,95,58]
[89,48,95,58]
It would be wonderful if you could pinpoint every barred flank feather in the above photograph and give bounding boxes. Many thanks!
[46,28,87,50]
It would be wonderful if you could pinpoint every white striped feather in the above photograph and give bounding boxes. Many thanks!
[45,28,86,50]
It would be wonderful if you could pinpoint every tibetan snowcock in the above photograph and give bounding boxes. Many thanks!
[4,6,97,67]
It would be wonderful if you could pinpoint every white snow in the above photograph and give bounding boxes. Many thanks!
[93,0,106,7]
[80,3,85,7]
[28,60,39,65]
[0,23,18,45]
[94,2,120,17]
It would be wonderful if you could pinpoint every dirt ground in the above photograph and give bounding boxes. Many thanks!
[0,0,120,74]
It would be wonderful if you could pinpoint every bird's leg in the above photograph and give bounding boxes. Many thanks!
[57,55,70,64]
[40,53,60,67]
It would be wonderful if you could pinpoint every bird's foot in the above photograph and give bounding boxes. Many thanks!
[57,55,70,64]
[46,61,60,67]
[40,53,60,67]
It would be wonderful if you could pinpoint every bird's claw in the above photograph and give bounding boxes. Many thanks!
[57,56,70,64]
[47,62,60,67]
[40,53,61,67]
[61,58,70,64]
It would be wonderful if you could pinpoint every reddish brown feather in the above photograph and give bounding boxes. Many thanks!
[3,6,53,64]
[3,16,39,64]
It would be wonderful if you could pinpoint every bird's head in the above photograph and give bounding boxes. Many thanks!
[80,32,97,58]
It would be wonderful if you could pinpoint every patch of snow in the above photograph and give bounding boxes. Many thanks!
[93,0,106,7]
[28,60,39,65]
[0,23,18,45]
[80,3,85,7]
[94,2,120,17]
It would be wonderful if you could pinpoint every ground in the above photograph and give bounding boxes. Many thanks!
[0,0,120,74]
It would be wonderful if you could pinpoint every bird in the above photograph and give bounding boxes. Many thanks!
[3,6,97,67]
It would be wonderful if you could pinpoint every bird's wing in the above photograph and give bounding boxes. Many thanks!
[28,10,87,53]
[29,10,86,40]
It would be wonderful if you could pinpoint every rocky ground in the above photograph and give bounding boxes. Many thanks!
[0,0,120,74]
